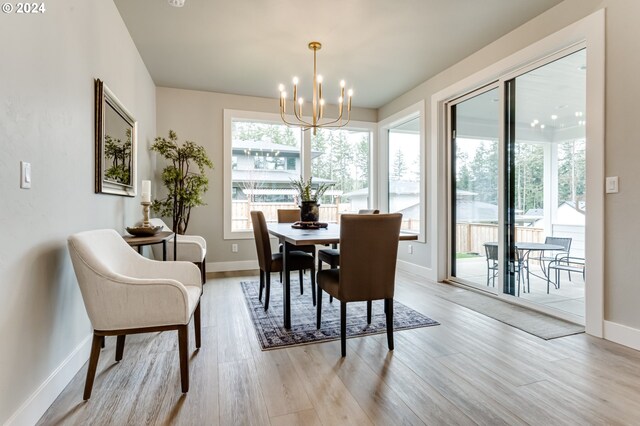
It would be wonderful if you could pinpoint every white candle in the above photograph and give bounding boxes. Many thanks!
[141,180,151,203]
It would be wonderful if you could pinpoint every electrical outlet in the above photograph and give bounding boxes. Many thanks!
[407,244,413,254]
[231,243,238,253]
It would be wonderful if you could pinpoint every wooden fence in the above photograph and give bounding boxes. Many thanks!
[455,223,544,254]
[232,201,420,232]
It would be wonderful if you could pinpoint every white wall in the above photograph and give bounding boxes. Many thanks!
[155,87,377,269]
[0,1,156,424]
[380,0,640,332]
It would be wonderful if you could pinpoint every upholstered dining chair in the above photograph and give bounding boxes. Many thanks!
[250,211,317,309]
[317,209,380,271]
[277,209,316,294]
[316,213,402,357]
[68,229,202,399]
[150,218,207,284]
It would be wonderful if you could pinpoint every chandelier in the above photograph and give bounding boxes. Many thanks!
[278,42,353,135]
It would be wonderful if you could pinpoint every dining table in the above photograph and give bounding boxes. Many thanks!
[268,222,418,329]
[484,241,565,293]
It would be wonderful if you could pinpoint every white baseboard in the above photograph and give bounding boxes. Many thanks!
[5,334,92,426]
[603,320,640,351]
[207,260,258,273]
[396,260,434,280]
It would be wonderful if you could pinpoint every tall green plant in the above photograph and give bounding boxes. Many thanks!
[290,176,333,203]
[151,130,213,234]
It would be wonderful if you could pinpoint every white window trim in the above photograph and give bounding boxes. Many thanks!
[378,101,426,242]
[223,109,377,239]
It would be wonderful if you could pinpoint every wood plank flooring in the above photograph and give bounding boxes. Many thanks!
[37,272,640,425]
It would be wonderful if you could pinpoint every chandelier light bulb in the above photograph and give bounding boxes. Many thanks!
[348,89,353,97]
[293,77,299,85]
[317,75,323,84]
[320,98,325,105]
[278,84,284,92]
[340,80,346,88]
[281,91,287,98]
[298,98,304,105]
[339,96,344,103]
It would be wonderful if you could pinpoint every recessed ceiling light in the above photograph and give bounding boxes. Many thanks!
[551,115,558,120]
[168,0,185,7]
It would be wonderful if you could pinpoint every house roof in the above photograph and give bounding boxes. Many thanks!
[343,181,419,198]
[232,170,333,184]
[232,139,322,159]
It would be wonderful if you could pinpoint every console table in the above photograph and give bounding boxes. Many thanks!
[122,231,176,261]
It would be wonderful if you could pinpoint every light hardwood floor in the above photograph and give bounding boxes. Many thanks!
[38,271,640,425]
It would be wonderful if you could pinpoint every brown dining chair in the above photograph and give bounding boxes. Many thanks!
[277,209,316,294]
[317,209,379,303]
[316,213,402,356]
[251,211,317,309]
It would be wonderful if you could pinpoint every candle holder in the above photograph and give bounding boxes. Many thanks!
[141,201,151,227]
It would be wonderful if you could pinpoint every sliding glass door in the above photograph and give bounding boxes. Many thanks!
[450,86,500,291]
[449,48,587,319]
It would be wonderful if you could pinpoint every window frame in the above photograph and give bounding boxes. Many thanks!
[224,109,377,239]
[378,101,426,242]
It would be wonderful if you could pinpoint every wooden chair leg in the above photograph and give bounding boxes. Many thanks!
[115,335,126,362]
[340,301,347,357]
[316,287,322,329]
[385,298,394,351]
[178,325,189,393]
[194,301,202,349]
[259,270,264,302]
[201,256,207,284]
[264,273,271,311]
[299,269,304,295]
[100,336,105,349]
[311,264,317,307]
[367,301,372,324]
[84,333,102,400]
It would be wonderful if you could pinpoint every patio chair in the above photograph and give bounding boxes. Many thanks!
[484,243,525,294]
[547,256,585,294]
[539,236,572,280]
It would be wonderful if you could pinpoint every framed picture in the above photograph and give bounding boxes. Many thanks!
[95,78,137,196]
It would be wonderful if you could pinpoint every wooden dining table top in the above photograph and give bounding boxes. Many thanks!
[267,222,418,245]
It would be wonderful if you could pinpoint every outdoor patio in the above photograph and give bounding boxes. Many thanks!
[456,256,585,318]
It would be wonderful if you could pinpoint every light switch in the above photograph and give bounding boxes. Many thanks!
[606,176,618,194]
[20,161,31,189]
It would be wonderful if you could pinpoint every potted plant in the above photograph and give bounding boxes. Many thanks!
[290,176,333,222]
[151,130,213,234]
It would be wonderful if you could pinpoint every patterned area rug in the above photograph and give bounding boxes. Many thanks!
[241,278,439,350]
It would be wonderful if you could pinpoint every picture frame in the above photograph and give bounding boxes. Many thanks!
[95,78,137,196]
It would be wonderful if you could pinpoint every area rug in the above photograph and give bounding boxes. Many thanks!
[241,279,439,350]
[437,290,584,340]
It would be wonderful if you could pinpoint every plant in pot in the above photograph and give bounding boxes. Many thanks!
[151,130,213,234]
[290,176,333,222]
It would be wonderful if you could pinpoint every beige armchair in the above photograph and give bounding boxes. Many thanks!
[150,218,207,283]
[68,229,202,399]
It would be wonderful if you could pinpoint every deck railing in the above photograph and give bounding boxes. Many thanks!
[455,222,544,254]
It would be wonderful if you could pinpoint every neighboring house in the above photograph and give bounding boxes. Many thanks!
[231,139,334,202]
[344,180,420,213]
[533,201,585,227]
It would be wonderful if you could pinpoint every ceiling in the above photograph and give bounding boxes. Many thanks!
[114,0,565,109]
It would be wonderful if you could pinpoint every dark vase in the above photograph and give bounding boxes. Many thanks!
[300,201,320,222]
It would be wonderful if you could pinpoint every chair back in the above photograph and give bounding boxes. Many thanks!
[67,229,141,327]
[338,213,402,302]
[545,236,571,252]
[485,244,498,262]
[277,209,301,223]
[250,211,273,271]
[358,209,380,214]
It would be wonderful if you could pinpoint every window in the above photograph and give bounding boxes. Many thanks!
[224,110,376,238]
[379,102,424,240]
[228,117,301,233]
[388,116,421,233]
[311,128,371,223]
